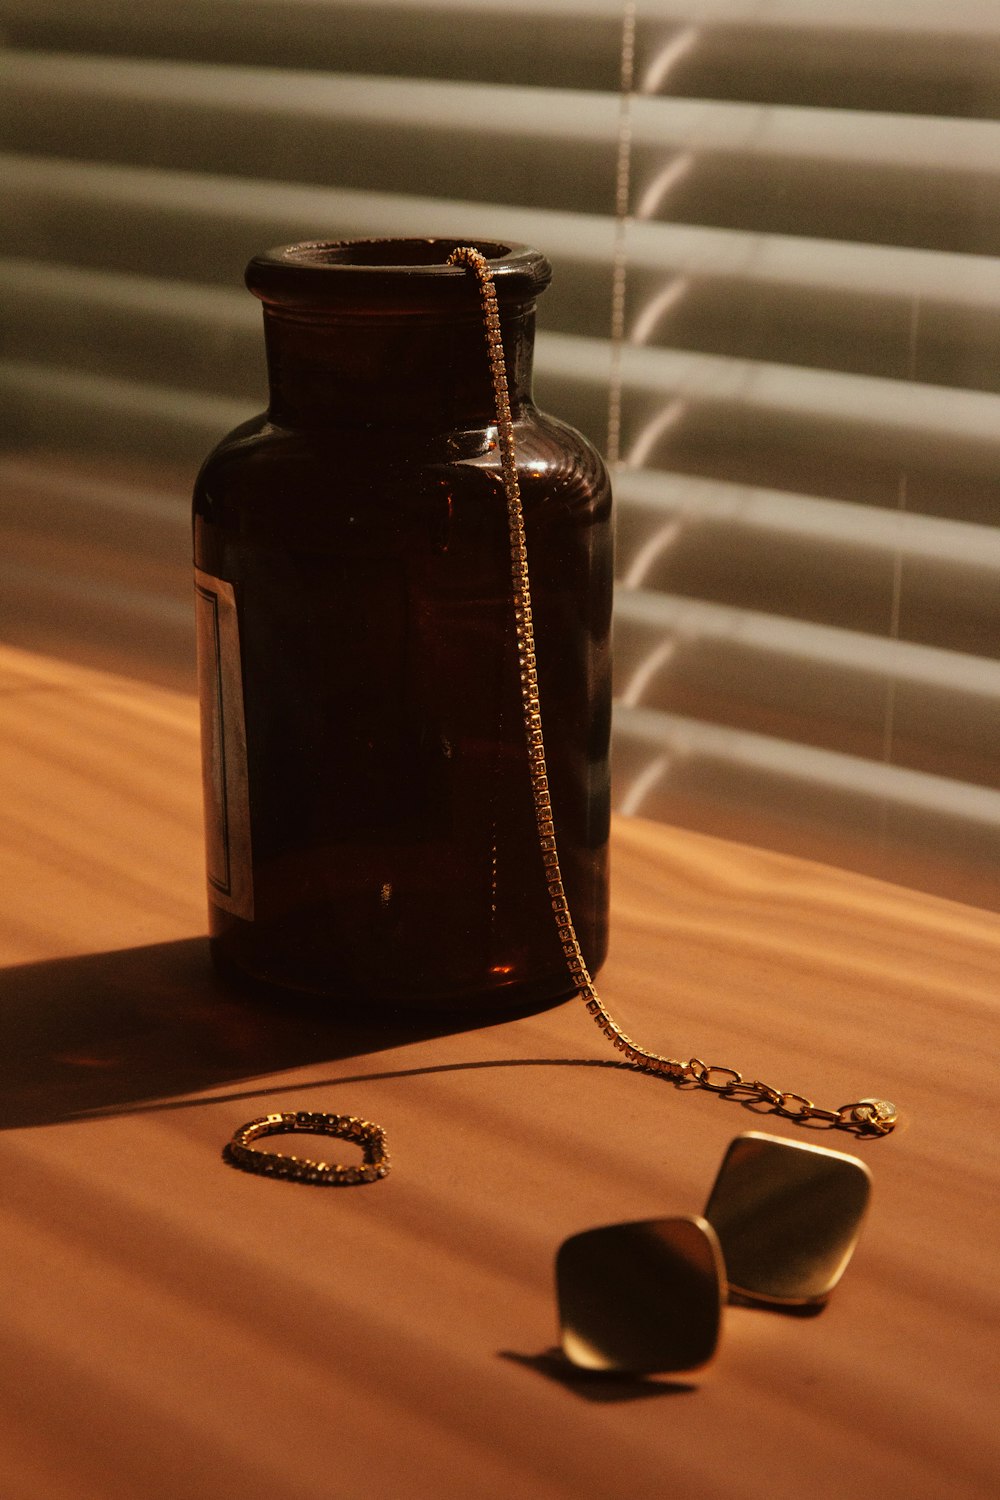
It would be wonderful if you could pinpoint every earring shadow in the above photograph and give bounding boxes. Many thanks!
[499,1349,697,1401]
[727,1290,825,1319]
[0,936,504,1130]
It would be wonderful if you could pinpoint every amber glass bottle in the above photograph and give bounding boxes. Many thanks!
[192,239,611,1017]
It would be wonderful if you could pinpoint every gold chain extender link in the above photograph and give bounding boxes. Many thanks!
[448,245,897,1140]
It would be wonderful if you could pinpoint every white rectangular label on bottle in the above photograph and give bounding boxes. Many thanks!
[194,568,254,920]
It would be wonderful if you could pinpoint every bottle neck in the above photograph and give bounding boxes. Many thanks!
[262,303,537,429]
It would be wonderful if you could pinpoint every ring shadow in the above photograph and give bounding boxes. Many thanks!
[0,936,539,1131]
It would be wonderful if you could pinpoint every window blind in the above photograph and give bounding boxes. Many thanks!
[2,0,999,907]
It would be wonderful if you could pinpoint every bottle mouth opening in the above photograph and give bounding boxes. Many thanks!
[247,237,552,308]
[279,238,516,270]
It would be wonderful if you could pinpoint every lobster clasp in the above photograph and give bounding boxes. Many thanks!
[850,1098,898,1135]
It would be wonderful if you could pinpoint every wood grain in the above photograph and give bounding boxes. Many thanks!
[1,644,997,1499]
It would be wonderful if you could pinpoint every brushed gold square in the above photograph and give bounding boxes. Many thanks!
[703,1131,872,1307]
[556,1215,725,1374]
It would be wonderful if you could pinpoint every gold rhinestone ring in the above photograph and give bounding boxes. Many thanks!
[224,1111,390,1185]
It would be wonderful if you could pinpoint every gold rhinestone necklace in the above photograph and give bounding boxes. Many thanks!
[448,245,896,1139]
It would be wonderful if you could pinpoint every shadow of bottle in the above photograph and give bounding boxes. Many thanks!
[0,936,496,1130]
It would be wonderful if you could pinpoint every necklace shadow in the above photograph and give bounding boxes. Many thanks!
[0,936,557,1131]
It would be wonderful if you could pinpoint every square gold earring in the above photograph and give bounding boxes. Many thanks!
[555,1214,726,1375]
[703,1131,872,1308]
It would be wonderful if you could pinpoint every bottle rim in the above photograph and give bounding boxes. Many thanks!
[246,237,552,309]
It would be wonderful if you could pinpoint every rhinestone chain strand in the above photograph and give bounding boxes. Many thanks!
[447,246,895,1139]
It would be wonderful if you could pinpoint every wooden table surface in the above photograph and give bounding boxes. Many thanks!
[2,643,997,1500]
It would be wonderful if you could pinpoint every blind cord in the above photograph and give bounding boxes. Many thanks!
[606,0,637,468]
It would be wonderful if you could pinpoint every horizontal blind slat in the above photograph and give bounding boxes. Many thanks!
[547,331,1000,451]
[1,1,626,92]
[613,470,1000,571]
[7,51,1000,170]
[6,0,1000,51]
[4,4,1000,130]
[616,588,1000,700]
[614,703,1000,829]
[6,0,1000,32]
[0,359,251,456]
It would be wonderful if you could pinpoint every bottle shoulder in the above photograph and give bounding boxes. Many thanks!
[195,406,607,480]
[192,404,610,536]
[519,406,611,501]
